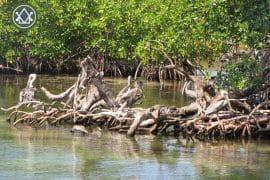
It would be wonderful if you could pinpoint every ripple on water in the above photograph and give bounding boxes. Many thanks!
[0,75,270,179]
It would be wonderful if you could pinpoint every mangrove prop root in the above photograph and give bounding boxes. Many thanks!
[2,55,270,140]
[5,100,270,140]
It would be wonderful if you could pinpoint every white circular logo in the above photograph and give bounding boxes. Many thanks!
[12,4,37,30]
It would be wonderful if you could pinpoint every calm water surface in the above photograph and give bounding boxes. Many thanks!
[0,75,270,179]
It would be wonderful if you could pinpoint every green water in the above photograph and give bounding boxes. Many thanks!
[0,75,270,179]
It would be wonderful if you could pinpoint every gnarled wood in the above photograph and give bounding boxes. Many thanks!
[41,85,75,100]
[2,54,270,141]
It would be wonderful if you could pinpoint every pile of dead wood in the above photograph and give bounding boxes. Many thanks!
[1,56,270,140]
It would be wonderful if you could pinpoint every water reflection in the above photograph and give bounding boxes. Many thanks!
[1,121,270,179]
[0,75,270,179]
[193,140,270,179]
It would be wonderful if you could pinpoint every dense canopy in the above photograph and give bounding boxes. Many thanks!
[0,0,268,64]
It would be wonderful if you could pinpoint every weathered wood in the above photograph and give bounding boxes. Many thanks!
[139,118,155,127]
[3,54,270,141]
[0,65,23,72]
[41,85,75,100]
[127,110,153,137]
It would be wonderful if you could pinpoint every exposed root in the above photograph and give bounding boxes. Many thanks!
[2,55,270,141]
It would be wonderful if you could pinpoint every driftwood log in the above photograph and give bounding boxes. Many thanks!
[0,65,23,73]
[1,55,270,140]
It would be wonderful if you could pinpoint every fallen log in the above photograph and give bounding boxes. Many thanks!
[127,110,154,137]
[0,65,23,73]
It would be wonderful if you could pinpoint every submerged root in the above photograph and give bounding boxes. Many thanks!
[2,55,270,141]
[5,100,270,140]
